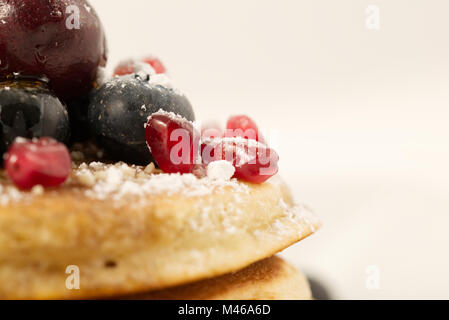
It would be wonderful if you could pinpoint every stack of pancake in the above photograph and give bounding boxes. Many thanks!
[0,162,320,300]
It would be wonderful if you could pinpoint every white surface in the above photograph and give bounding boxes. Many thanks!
[91,0,449,299]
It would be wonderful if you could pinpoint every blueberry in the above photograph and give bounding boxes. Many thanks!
[88,75,195,165]
[0,82,70,154]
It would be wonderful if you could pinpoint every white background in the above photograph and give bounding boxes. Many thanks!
[92,0,449,299]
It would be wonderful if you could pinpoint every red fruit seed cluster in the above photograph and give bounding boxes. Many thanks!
[202,137,279,184]
[145,113,279,184]
[113,56,166,77]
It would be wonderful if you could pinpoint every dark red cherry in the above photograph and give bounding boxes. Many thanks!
[0,0,108,100]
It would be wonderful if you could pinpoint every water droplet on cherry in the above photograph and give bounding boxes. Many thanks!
[0,58,8,71]
[34,45,48,65]
[49,9,63,21]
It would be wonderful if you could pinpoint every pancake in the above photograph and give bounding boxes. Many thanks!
[0,162,320,300]
[127,256,312,300]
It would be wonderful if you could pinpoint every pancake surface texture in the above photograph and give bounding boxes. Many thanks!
[0,162,320,299]
[129,256,312,300]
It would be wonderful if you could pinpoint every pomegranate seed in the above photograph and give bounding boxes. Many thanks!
[146,112,279,182]
[234,145,279,184]
[226,115,265,143]
[113,64,135,77]
[113,56,166,77]
[201,138,279,184]
[201,139,223,165]
[142,56,167,74]
[145,112,200,174]
[4,138,72,190]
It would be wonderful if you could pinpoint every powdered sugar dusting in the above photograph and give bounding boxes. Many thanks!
[77,162,249,202]
[0,161,249,206]
[149,74,174,90]
[202,137,268,167]
[0,162,320,242]
[207,160,235,180]
[133,61,156,79]
[95,66,108,87]
[112,57,174,91]
[272,200,321,238]
[149,108,188,123]
[0,184,30,206]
